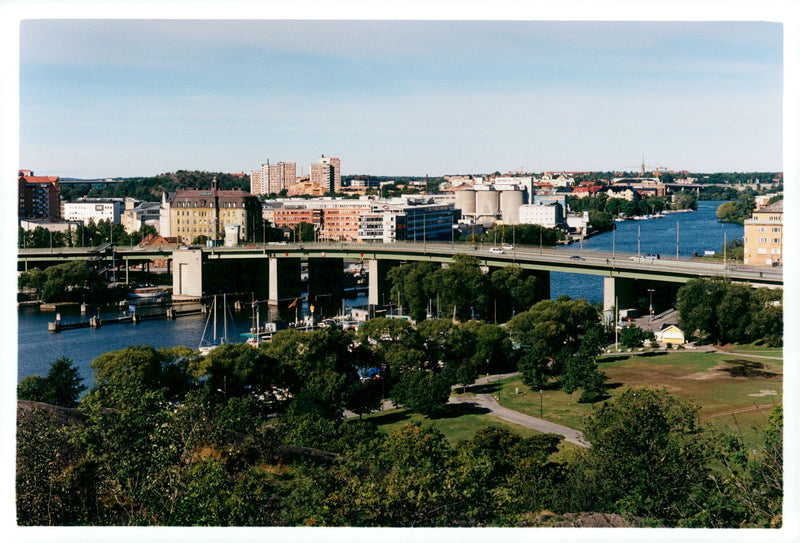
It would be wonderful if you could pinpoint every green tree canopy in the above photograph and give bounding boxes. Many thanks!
[17,357,87,407]
[577,388,711,525]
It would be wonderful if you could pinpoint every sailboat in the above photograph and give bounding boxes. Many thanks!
[199,294,230,355]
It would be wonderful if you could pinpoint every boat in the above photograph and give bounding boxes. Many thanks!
[198,294,231,355]
[128,286,172,301]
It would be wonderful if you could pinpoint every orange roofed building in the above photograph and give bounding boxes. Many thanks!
[19,170,60,219]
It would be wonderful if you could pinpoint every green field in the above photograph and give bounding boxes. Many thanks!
[496,349,783,446]
[368,349,782,449]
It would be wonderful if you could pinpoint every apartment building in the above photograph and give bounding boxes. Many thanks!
[165,179,261,245]
[310,155,341,192]
[251,161,297,195]
[18,170,60,219]
[744,200,783,266]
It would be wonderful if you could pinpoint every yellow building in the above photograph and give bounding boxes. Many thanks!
[744,200,783,267]
[166,179,261,245]
[655,324,685,346]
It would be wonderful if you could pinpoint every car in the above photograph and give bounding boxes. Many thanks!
[489,247,504,254]
[569,255,585,261]
[502,244,514,251]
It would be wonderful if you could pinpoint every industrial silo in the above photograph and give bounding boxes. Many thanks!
[454,189,476,215]
[475,188,498,215]
[500,189,523,225]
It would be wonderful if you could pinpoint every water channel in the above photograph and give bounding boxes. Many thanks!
[16,200,742,388]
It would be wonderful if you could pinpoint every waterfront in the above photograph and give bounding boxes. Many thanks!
[17,201,743,388]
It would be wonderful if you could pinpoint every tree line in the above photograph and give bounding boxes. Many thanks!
[18,332,782,527]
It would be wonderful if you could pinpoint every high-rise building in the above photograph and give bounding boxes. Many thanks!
[18,170,60,219]
[251,161,297,195]
[310,155,341,192]
[744,200,783,266]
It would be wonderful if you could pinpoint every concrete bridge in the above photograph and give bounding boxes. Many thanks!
[18,242,783,314]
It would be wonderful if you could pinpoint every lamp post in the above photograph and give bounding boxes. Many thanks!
[647,288,655,330]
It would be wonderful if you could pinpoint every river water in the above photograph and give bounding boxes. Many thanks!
[16,201,741,388]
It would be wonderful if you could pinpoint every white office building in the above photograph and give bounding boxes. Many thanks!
[63,198,125,226]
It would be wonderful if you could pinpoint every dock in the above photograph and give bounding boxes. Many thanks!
[48,305,205,332]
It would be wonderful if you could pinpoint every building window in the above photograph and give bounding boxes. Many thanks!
[758,237,767,243]
[773,238,780,244]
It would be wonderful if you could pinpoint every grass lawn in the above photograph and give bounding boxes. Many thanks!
[494,349,782,447]
[363,403,544,446]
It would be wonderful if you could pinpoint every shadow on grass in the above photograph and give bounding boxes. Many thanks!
[367,408,414,426]
[635,351,669,358]
[468,382,503,395]
[430,402,491,420]
[598,355,631,364]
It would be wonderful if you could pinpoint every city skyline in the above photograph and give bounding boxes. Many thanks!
[11,9,788,179]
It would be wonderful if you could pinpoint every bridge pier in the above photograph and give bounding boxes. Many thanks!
[268,257,302,306]
[367,259,402,309]
[308,257,344,317]
[172,249,203,298]
[604,276,680,324]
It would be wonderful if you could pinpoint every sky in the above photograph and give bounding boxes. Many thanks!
[11,10,789,179]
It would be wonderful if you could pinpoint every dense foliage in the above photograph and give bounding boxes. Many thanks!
[18,260,107,304]
[60,171,250,202]
[17,342,783,527]
[716,192,756,224]
[386,255,544,323]
[676,278,782,346]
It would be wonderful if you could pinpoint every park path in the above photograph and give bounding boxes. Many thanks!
[449,372,590,448]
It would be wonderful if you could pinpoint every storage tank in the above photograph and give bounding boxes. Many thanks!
[475,188,499,217]
[454,189,476,215]
[500,190,523,225]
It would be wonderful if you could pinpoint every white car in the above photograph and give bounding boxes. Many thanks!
[489,247,504,254]
[502,245,514,251]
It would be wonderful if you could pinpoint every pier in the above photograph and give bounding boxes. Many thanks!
[48,305,205,333]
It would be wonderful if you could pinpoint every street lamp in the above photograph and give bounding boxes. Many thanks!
[647,288,655,330]
[539,389,543,418]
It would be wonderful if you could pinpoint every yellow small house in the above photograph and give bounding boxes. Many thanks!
[656,324,685,346]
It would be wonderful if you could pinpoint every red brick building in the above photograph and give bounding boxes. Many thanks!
[18,170,60,219]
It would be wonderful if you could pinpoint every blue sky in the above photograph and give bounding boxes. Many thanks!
[18,18,784,178]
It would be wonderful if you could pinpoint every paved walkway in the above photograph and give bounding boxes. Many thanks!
[450,372,590,448]
[349,371,590,447]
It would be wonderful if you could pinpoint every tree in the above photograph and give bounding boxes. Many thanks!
[576,388,711,525]
[508,298,602,389]
[676,277,729,343]
[619,324,655,350]
[88,345,194,409]
[293,221,316,242]
[390,369,451,417]
[588,209,613,233]
[489,266,540,323]
[17,357,86,407]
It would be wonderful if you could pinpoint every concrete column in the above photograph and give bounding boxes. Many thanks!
[308,257,344,317]
[268,257,302,305]
[172,249,203,298]
[604,276,642,316]
[367,259,402,308]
